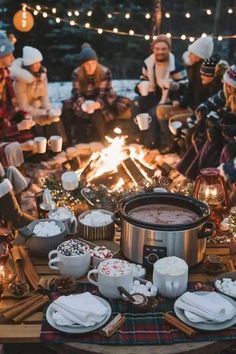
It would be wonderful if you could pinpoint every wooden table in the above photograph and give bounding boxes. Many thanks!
[0,241,236,354]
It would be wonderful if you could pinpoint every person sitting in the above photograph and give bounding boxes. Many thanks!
[133,34,188,151]
[61,43,132,145]
[177,65,236,180]
[10,46,67,143]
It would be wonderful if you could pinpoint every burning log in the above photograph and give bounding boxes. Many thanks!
[133,158,155,178]
[121,157,147,185]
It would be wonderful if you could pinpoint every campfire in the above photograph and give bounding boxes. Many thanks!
[79,130,156,190]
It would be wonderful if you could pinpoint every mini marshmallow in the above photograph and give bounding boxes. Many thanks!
[50,208,72,220]
[216,278,236,297]
[80,210,112,227]
[33,221,61,237]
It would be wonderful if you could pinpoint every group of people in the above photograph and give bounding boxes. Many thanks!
[0,30,236,229]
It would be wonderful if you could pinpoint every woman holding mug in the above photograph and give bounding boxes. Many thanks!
[62,43,131,145]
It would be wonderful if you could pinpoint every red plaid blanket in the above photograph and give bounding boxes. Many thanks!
[40,284,236,345]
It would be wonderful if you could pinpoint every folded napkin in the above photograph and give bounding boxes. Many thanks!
[176,291,236,323]
[51,292,109,327]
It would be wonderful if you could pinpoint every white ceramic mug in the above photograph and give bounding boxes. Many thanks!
[61,171,78,191]
[34,136,47,154]
[138,81,151,96]
[169,120,183,136]
[87,258,133,299]
[48,243,90,278]
[48,135,63,152]
[48,207,78,234]
[153,257,188,298]
[134,113,152,131]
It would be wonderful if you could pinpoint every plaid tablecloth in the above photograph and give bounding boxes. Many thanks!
[40,283,236,345]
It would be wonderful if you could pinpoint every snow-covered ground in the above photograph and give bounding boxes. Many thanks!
[48,80,138,108]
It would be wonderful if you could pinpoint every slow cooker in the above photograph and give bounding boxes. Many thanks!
[112,193,213,267]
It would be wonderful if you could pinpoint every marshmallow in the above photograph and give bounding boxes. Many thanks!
[33,221,61,237]
[100,259,132,277]
[80,210,112,227]
[216,278,236,297]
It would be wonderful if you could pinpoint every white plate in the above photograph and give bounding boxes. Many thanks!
[174,291,236,331]
[46,295,112,334]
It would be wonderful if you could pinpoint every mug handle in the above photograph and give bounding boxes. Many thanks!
[70,215,78,234]
[48,140,52,148]
[148,116,152,123]
[87,269,99,287]
[48,250,60,270]
[134,117,138,125]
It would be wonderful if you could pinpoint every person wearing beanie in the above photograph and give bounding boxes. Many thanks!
[133,34,188,151]
[0,33,36,152]
[61,43,131,145]
[10,46,67,144]
[188,36,214,61]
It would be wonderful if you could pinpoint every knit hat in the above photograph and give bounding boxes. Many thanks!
[0,32,14,58]
[223,65,236,88]
[188,36,213,59]
[152,34,171,50]
[78,43,97,65]
[23,46,43,66]
[200,55,221,77]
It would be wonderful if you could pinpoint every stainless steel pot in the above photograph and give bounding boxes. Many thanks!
[112,193,213,267]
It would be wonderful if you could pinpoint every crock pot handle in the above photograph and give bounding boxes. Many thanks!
[112,211,121,226]
[198,222,215,239]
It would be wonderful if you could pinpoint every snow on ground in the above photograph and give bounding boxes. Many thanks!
[48,80,138,108]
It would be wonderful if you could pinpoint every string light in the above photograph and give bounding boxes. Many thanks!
[185,12,191,18]
[52,8,56,14]
[113,27,118,33]
[26,4,236,41]
[67,11,72,17]
[228,8,233,14]
[166,32,171,38]
[206,9,212,15]
[218,35,223,41]
[145,13,151,19]
[201,32,207,37]
[153,35,157,40]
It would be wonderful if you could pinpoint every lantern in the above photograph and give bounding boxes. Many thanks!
[13,6,34,32]
[193,167,230,228]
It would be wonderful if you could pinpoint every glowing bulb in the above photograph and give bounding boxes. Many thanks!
[36,5,41,10]
[181,34,186,40]
[201,32,207,37]
[206,9,212,15]
[52,8,56,14]
[228,8,233,14]
[218,35,223,41]
[189,36,195,42]
[74,10,79,16]
[113,27,118,33]
[98,28,103,34]
[56,17,61,23]
[165,12,171,18]
[166,32,171,38]
[185,12,191,18]
[87,10,92,17]
[107,13,112,18]
[153,35,157,40]
[145,35,150,40]
[125,13,130,19]
[67,11,72,17]
[129,29,134,35]
[33,10,38,15]
[43,12,48,18]
[70,20,75,26]
[85,22,90,28]
[145,13,151,19]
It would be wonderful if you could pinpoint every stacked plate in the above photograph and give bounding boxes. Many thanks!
[46,295,111,333]
[174,291,236,331]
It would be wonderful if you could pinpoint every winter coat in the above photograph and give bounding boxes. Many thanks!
[67,64,131,122]
[10,58,51,117]
[138,53,188,103]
